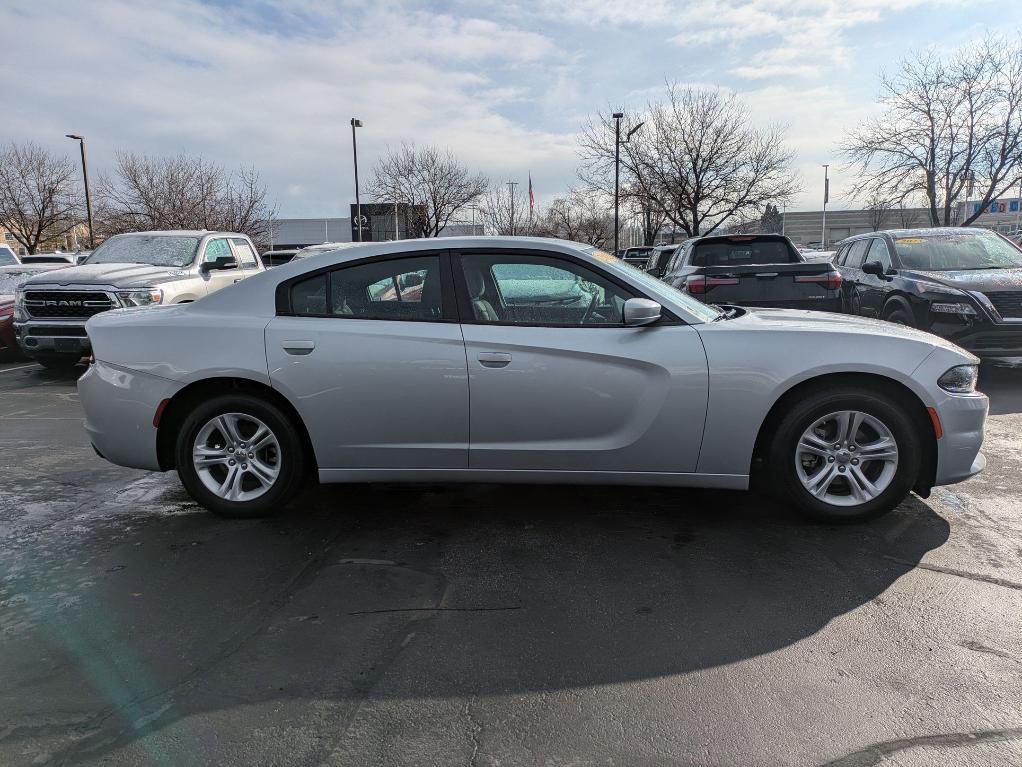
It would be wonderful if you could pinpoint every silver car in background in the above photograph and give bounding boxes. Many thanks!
[79,236,987,522]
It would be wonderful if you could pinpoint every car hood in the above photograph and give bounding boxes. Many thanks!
[900,267,1022,294]
[18,263,192,289]
[732,306,970,355]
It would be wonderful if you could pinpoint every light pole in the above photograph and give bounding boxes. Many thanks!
[350,118,363,242]
[821,164,830,248]
[612,113,644,255]
[65,134,95,249]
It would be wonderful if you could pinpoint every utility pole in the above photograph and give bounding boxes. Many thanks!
[65,134,95,249]
[821,164,830,248]
[507,181,519,235]
[351,118,363,242]
[781,202,786,235]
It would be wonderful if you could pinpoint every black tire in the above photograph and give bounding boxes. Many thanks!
[175,393,306,518]
[35,355,82,371]
[767,386,922,523]
[884,307,914,327]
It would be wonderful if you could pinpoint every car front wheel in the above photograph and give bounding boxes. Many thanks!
[767,387,922,522]
[175,394,306,518]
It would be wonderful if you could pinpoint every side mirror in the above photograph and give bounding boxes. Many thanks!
[861,260,885,277]
[623,297,662,327]
[201,255,238,273]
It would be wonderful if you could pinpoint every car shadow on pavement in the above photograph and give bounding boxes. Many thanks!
[16,481,951,764]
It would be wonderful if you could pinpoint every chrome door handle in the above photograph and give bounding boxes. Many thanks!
[478,352,512,368]
[282,340,315,355]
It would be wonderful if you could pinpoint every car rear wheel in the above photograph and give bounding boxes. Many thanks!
[175,394,306,518]
[767,387,921,522]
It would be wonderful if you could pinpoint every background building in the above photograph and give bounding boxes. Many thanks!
[267,215,484,250]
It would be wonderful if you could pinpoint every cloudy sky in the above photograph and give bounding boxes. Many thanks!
[2,0,1004,218]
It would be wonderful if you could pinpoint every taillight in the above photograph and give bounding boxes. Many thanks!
[685,275,739,294]
[795,270,842,290]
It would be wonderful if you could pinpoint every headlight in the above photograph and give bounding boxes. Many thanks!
[13,290,26,321]
[117,288,163,307]
[938,364,979,394]
[930,302,977,316]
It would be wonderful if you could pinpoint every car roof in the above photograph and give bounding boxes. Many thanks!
[107,230,247,238]
[841,227,988,244]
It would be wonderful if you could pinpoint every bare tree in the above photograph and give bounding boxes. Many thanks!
[579,84,800,238]
[0,142,81,254]
[368,143,487,237]
[479,182,537,236]
[535,189,614,247]
[862,190,893,231]
[98,153,274,241]
[843,36,1022,227]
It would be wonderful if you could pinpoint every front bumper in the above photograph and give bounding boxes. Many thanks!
[933,391,989,486]
[78,360,183,472]
[15,321,92,357]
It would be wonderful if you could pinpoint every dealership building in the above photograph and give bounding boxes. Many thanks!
[780,199,1022,248]
[268,205,483,250]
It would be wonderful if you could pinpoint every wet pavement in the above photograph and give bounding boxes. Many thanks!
[1,360,1020,766]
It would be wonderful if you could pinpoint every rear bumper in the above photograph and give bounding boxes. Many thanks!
[78,360,183,471]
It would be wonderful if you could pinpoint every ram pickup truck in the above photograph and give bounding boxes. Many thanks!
[14,230,264,369]
[660,233,843,312]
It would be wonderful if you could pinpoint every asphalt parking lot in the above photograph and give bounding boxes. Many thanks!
[1,360,1020,767]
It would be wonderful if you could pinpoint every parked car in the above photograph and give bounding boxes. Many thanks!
[0,244,19,265]
[20,253,76,265]
[620,246,654,268]
[291,242,364,260]
[80,236,985,524]
[832,227,1022,363]
[261,249,300,267]
[15,230,265,369]
[661,233,843,312]
[0,264,69,358]
[643,244,679,279]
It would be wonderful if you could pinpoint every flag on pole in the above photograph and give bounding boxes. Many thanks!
[528,171,535,212]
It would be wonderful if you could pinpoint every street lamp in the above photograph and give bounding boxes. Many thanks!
[821,164,830,248]
[350,118,363,242]
[65,134,95,249]
[612,113,644,256]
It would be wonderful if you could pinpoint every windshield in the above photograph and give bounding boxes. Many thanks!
[0,249,17,266]
[893,231,1022,270]
[84,234,200,267]
[585,247,723,322]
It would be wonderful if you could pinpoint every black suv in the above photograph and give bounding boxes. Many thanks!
[832,227,1022,361]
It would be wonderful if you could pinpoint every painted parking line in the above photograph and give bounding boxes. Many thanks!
[0,363,40,374]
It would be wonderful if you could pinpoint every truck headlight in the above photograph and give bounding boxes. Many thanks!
[930,302,977,316]
[117,288,163,307]
[13,290,26,321]
[938,364,979,394]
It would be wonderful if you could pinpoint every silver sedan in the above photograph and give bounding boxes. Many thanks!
[79,237,988,522]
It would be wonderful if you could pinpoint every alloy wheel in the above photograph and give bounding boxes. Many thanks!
[192,413,281,502]
[794,410,899,507]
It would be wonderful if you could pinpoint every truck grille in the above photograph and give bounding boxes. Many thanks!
[985,291,1022,319]
[24,291,117,319]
